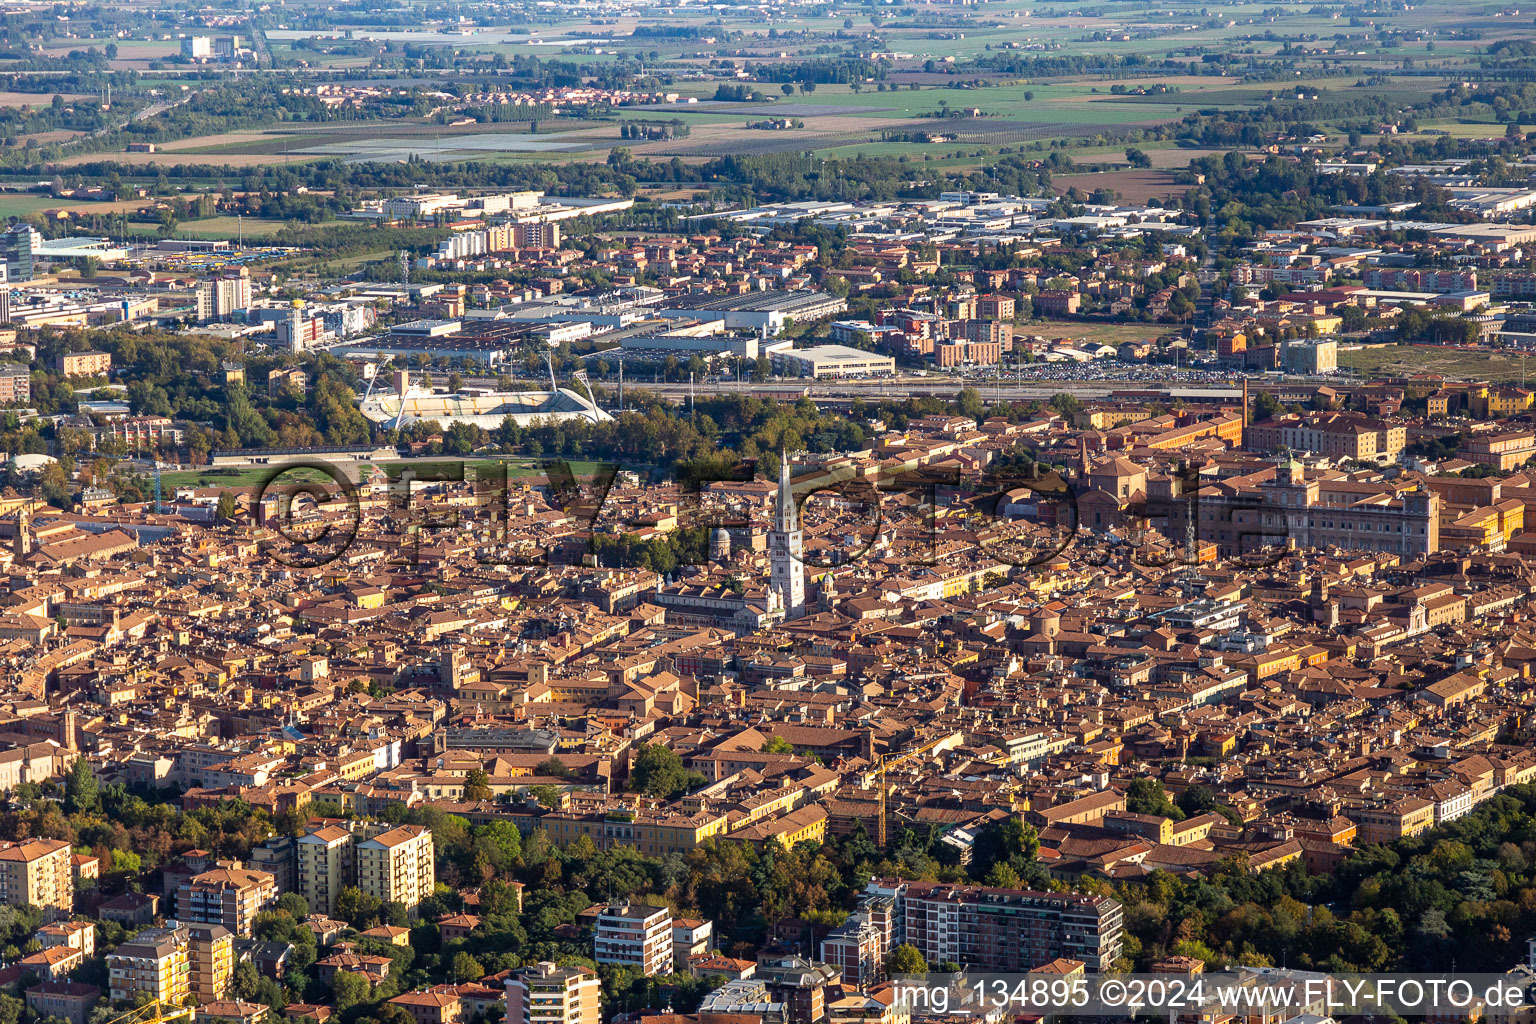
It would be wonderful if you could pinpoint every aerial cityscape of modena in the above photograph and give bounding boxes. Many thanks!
[14,0,1536,1023]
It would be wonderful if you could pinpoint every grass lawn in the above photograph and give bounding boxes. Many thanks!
[384,458,609,480]
[173,216,289,240]
[163,458,610,490]
[159,465,332,488]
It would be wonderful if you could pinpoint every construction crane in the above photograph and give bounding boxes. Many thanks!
[874,732,953,847]
[99,1000,195,1024]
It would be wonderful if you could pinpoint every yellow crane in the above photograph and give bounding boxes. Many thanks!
[99,1000,196,1024]
[875,733,952,848]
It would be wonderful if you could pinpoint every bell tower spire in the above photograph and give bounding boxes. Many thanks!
[774,452,799,532]
[769,451,805,619]
[13,505,31,561]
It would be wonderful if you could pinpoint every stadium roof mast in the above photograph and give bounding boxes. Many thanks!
[361,359,389,404]
[572,369,599,416]
[543,347,559,394]
[391,367,410,433]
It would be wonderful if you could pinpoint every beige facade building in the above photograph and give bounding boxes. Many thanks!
[188,924,235,1003]
[0,839,73,919]
[297,825,355,918]
[355,825,434,912]
[36,920,94,957]
[1354,796,1436,844]
[26,982,98,1024]
[505,962,601,1024]
[55,350,111,378]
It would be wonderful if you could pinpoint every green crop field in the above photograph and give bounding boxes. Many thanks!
[153,217,289,241]
[7,0,1530,187]
[0,195,66,219]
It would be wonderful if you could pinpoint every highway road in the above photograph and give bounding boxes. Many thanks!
[94,90,199,138]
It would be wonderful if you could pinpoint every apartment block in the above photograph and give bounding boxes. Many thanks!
[976,294,1014,319]
[248,836,296,895]
[539,809,727,856]
[178,867,278,938]
[820,895,894,988]
[0,839,73,919]
[0,365,30,404]
[964,318,1014,351]
[865,878,1124,972]
[935,339,1001,367]
[389,990,461,1024]
[1245,411,1403,461]
[672,918,713,968]
[188,923,234,1003]
[200,270,252,322]
[504,962,601,1024]
[1459,430,1536,471]
[594,902,673,976]
[297,825,355,918]
[1354,796,1436,844]
[108,924,191,1005]
[19,944,83,980]
[355,824,435,912]
[55,350,110,378]
[755,956,841,1024]
[1366,267,1477,292]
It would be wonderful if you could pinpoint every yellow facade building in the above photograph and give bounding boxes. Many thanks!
[108,925,191,1005]
[188,924,234,1003]
[356,825,435,912]
[0,839,73,920]
[297,824,355,919]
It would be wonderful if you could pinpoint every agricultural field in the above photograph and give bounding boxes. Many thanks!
[302,0,1524,66]
[0,195,74,219]
[15,0,1511,177]
[1051,169,1186,203]
[0,92,89,108]
[84,62,1469,173]
[0,0,1532,203]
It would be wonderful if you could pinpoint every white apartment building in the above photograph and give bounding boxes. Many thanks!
[594,902,673,976]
